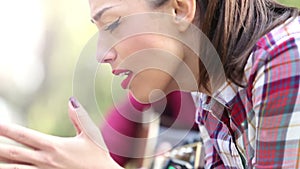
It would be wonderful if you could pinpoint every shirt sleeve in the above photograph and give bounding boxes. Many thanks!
[250,36,300,168]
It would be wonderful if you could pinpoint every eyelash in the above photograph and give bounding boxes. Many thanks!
[104,16,121,33]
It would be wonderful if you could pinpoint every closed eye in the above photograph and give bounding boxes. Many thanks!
[104,16,121,33]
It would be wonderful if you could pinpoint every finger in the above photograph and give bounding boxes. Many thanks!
[0,158,27,166]
[0,156,14,163]
[0,163,38,169]
[0,123,53,150]
[68,97,108,151]
[68,97,82,134]
[0,143,43,165]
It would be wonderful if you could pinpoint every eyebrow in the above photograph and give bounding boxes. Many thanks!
[91,6,115,23]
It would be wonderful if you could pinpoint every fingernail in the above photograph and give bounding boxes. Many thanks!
[69,97,80,109]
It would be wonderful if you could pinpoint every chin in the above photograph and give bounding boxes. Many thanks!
[129,86,167,104]
[129,89,151,104]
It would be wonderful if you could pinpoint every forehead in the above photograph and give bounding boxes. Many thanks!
[89,0,119,14]
[89,0,149,13]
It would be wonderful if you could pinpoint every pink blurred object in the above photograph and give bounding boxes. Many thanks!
[100,91,197,166]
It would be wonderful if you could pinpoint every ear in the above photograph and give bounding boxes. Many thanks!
[171,0,196,31]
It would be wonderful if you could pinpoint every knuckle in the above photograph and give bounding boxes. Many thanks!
[8,148,19,159]
[40,155,59,168]
[41,155,52,165]
[43,140,58,152]
[16,132,26,141]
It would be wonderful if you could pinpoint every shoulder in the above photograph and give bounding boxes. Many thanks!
[255,16,300,52]
[244,16,300,82]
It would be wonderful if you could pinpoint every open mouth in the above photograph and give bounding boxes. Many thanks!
[112,69,133,89]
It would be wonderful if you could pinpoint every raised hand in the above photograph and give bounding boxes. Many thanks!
[0,97,123,169]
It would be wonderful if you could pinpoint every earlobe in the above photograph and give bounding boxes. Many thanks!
[172,0,196,31]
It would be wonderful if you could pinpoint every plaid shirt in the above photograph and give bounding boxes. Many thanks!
[195,16,300,168]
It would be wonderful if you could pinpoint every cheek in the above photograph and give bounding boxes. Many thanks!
[116,35,185,103]
[117,35,184,60]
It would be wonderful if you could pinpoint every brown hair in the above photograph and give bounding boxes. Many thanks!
[149,0,300,91]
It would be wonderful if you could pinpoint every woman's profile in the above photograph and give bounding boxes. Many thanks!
[0,0,299,168]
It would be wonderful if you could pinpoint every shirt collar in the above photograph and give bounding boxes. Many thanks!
[210,80,239,109]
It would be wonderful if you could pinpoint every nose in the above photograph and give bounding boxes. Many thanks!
[96,33,118,63]
[99,48,118,63]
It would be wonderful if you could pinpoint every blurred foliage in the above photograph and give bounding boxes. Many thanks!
[277,0,300,8]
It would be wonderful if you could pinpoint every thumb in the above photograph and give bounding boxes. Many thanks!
[68,97,108,151]
[68,97,82,134]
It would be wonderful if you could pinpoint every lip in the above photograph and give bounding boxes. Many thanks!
[112,69,133,89]
[112,69,129,75]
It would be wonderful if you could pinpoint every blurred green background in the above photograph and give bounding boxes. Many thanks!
[277,0,300,7]
[0,0,299,137]
[0,0,122,136]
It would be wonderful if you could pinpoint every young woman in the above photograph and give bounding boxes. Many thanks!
[0,0,299,168]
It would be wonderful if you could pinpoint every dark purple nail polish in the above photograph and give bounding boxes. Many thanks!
[69,97,80,108]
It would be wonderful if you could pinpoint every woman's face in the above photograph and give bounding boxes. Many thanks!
[89,0,193,103]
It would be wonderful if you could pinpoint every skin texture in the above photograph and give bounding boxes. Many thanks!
[0,0,295,168]
[91,0,199,103]
[0,99,123,169]
[0,0,199,168]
